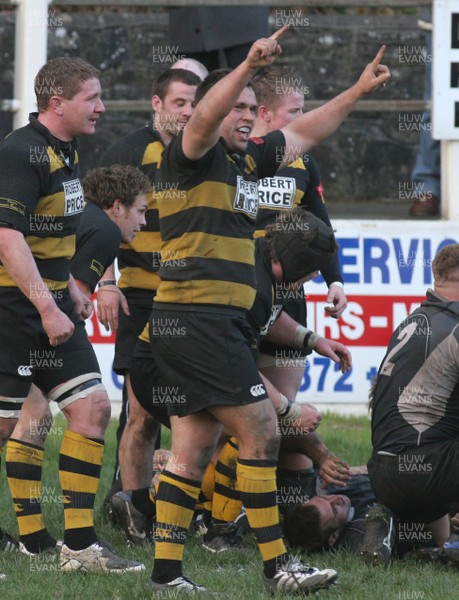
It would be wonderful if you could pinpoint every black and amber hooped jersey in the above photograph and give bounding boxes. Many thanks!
[101,124,164,291]
[0,114,83,291]
[155,131,285,311]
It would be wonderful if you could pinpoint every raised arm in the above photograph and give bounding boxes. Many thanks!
[182,27,288,160]
[280,46,390,166]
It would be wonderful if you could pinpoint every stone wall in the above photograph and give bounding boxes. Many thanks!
[0,6,428,216]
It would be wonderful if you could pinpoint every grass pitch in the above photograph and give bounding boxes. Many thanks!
[0,414,456,600]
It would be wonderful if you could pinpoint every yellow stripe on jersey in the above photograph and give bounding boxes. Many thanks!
[155,279,256,309]
[47,147,79,174]
[162,232,254,264]
[117,140,163,290]
[141,141,164,167]
[27,235,75,261]
[288,157,306,170]
[0,271,68,290]
[118,267,160,291]
[47,147,65,173]
[34,191,65,216]
[245,153,257,175]
[121,230,161,255]
[158,180,237,217]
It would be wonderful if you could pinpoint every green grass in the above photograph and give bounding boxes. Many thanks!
[0,414,456,599]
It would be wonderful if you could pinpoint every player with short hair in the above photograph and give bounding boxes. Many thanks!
[251,65,346,403]
[368,243,459,560]
[98,68,201,502]
[71,164,150,298]
[149,28,389,595]
[0,57,144,574]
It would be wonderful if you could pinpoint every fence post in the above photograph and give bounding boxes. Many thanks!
[13,0,51,129]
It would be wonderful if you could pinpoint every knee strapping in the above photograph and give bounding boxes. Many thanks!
[48,373,105,409]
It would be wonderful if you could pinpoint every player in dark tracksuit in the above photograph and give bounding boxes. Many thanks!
[369,244,459,556]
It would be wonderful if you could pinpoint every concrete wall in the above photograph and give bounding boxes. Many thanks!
[0,6,427,215]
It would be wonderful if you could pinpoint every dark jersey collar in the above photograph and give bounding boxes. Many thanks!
[29,112,77,167]
[422,288,459,318]
[218,136,247,171]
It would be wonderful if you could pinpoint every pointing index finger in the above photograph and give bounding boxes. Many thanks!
[372,44,386,65]
[269,25,290,41]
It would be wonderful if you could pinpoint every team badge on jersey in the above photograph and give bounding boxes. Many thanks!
[258,176,296,209]
[316,182,325,201]
[63,179,84,216]
[234,175,258,218]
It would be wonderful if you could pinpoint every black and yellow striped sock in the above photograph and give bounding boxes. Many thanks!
[196,460,215,515]
[131,485,157,518]
[152,470,200,584]
[237,458,289,578]
[59,430,103,550]
[212,437,242,523]
[6,439,55,553]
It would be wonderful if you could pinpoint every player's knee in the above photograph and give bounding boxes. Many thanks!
[52,376,111,429]
[88,391,111,428]
[264,433,281,460]
[240,415,280,461]
[29,412,53,444]
[196,444,216,476]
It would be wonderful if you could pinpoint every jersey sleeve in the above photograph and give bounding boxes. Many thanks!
[159,131,216,189]
[70,209,121,292]
[303,155,343,285]
[300,154,330,223]
[0,142,42,234]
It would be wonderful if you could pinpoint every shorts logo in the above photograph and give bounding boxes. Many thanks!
[63,179,84,216]
[233,175,258,219]
[17,365,33,376]
[250,384,266,397]
[260,304,283,336]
